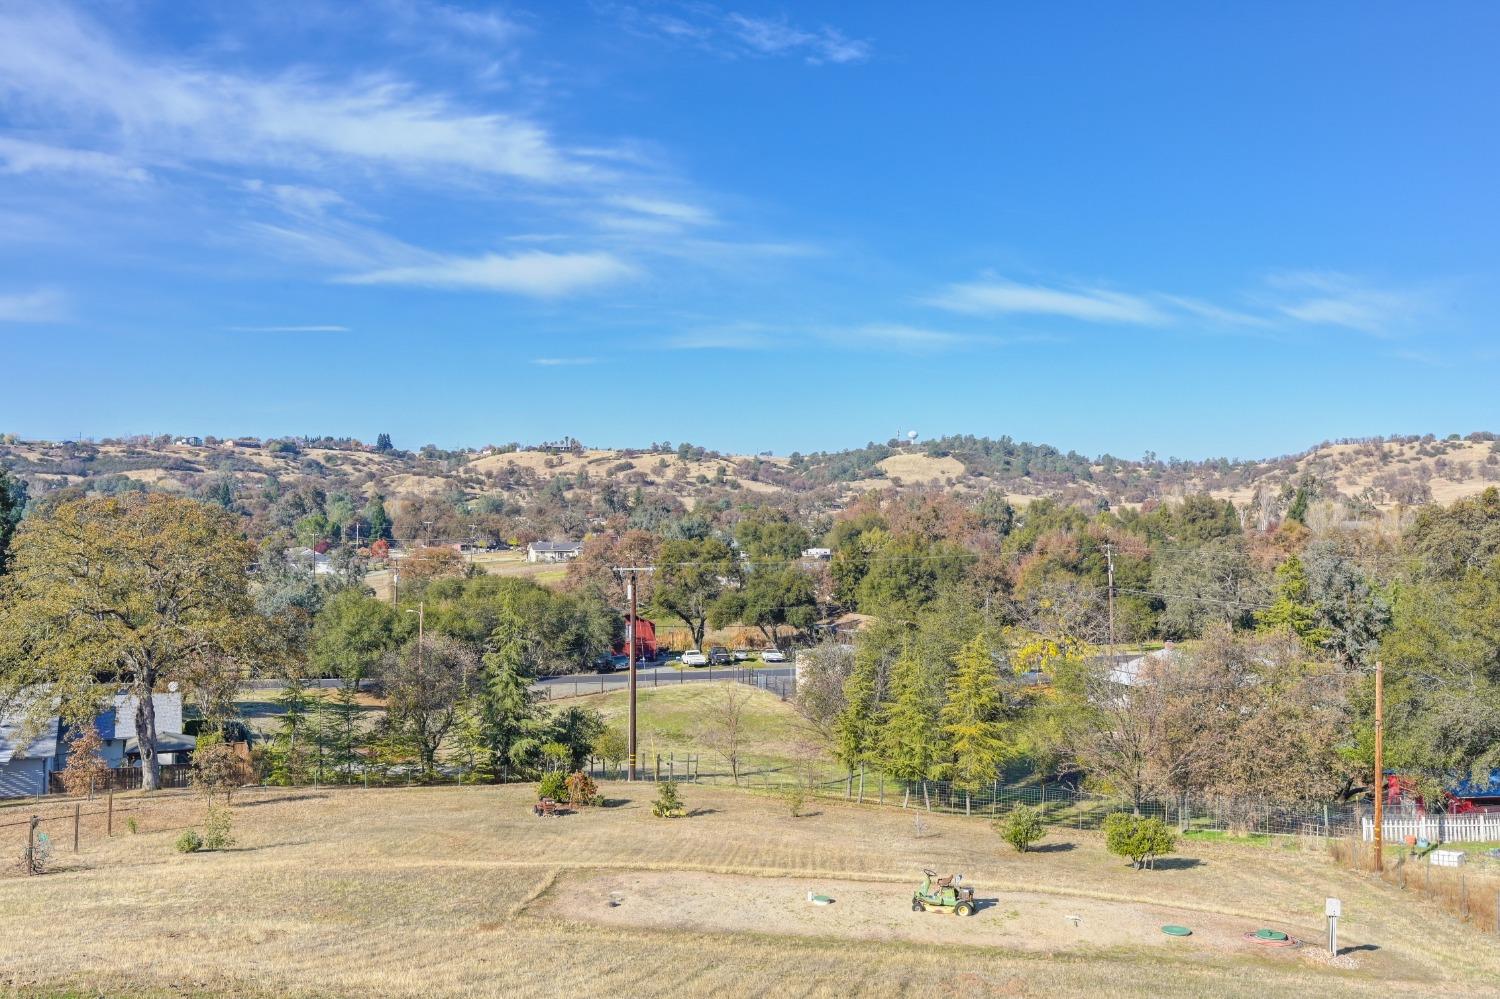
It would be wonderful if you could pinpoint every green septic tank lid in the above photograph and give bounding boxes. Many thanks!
[809,894,834,905]
[1161,925,1193,937]
[1255,929,1288,941]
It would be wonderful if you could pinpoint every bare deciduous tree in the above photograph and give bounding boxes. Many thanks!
[699,683,753,785]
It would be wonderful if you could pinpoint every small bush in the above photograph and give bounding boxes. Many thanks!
[175,830,203,854]
[996,804,1047,853]
[537,771,568,801]
[201,805,235,850]
[126,817,138,835]
[565,770,601,807]
[652,780,686,818]
[784,784,807,818]
[1103,813,1176,869]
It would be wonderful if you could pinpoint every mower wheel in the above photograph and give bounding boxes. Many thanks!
[912,898,923,911]
[954,901,975,917]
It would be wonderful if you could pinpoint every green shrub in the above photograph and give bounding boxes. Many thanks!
[1103,813,1176,869]
[995,804,1047,853]
[201,805,235,850]
[537,771,568,801]
[175,830,203,854]
[652,780,686,818]
[126,817,138,835]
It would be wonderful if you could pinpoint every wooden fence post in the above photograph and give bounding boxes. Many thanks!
[107,791,114,837]
[73,803,80,852]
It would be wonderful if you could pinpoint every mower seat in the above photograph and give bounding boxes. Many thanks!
[935,875,954,888]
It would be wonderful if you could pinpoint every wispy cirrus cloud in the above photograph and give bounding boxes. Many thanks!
[664,323,777,350]
[926,278,1166,324]
[925,271,1443,337]
[0,287,66,322]
[228,324,350,333]
[664,321,979,353]
[617,5,871,65]
[0,136,148,182]
[606,195,715,227]
[0,2,592,185]
[820,323,975,350]
[1265,271,1432,335]
[724,14,871,65]
[338,250,638,297]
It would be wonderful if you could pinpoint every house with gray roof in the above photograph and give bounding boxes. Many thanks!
[526,540,582,563]
[0,710,62,799]
[0,691,191,798]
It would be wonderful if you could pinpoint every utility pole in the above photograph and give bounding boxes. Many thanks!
[1103,543,1117,658]
[627,571,638,782]
[1372,658,1385,872]
[614,566,657,782]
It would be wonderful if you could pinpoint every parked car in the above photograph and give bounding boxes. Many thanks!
[681,649,709,666]
[594,655,618,674]
[708,645,732,665]
[761,648,787,663]
[732,648,751,662]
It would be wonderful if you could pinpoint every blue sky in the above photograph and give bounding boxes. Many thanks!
[1,1,1497,459]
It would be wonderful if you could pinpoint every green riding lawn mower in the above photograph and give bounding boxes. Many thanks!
[912,868,976,916]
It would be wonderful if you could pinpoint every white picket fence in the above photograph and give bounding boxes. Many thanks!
[1361,812,1500,844]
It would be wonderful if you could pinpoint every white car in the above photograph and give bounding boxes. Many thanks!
[681,649,709,666]
[760,648,787,663]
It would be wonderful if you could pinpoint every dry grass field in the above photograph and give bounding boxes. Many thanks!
[3,784,1498,999]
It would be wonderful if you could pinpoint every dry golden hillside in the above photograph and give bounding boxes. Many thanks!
[3,434,1496,514]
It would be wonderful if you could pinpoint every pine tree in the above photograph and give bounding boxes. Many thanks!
[362,496,392,541]
[834,652,879,773]
[940,635,1011,794]
[451,698,495,784]
[877,651,941,789]
[270,677,310,785]
[328,676,365,783]
[1259,555,1331,649]
[480,619,548,779]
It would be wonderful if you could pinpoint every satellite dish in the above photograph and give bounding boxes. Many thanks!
[167,681,179,693]
[907,430,919,442]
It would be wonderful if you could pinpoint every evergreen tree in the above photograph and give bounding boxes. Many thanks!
[327,679,365,783]
[362,496,393,541]
[305,694,335,784]
[480,615,549,778]
[834,652,880,774]
[269,677,310,785]
[877,651,942,789]
[375,433,393,452]
[1258,555,1331,649]
[451,698,495,783]
[940,635,1012,793]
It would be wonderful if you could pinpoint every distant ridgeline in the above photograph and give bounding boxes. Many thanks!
[1,431,1498,546]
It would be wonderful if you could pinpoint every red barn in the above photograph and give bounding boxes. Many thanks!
[615,614,657,660]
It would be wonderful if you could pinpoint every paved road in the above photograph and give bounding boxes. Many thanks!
[240,664,796,702]
[532,662,795,698]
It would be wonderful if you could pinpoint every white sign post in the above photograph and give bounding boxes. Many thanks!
[1325,897,1341,956]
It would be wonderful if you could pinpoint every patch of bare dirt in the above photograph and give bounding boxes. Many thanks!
[539,870,1392,974]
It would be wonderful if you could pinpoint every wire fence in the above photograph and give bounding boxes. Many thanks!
[589,752,1477,843]
[536,664,795,702]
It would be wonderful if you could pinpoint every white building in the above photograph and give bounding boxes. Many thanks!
[527,541,582,563]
